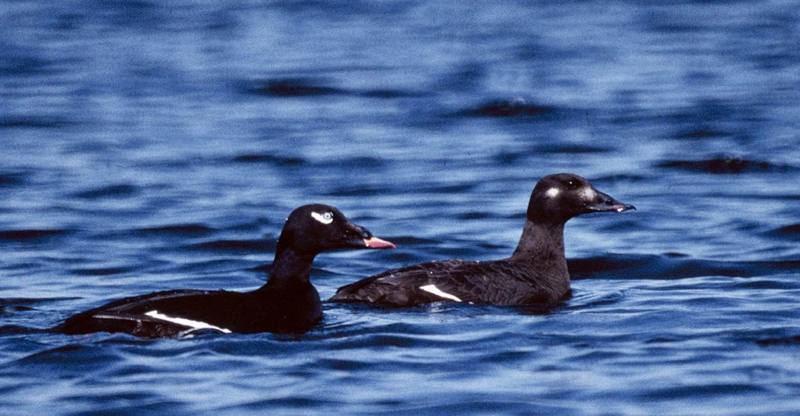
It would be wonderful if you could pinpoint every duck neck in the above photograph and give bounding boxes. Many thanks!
[511,220,566,267]
[263,246,316,290]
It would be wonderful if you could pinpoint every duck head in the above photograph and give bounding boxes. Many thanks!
[526,173,635,224]
[277,204,395,255]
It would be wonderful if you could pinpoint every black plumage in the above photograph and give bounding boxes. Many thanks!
[56,204,394,337]
[331,173,634,308]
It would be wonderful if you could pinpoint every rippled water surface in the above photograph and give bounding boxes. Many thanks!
[2,1,800,414]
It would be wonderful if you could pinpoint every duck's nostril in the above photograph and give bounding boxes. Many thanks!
[360,227,373,239]
[348,224,372,239]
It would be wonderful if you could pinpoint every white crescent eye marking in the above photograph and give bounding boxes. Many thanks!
[545,187,560,198]
[311,211,334,225]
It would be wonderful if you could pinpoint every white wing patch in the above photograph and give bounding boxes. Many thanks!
[419,284,463,302]
[545,187,560,198]
[311,211,334,225]
[144,310,232,334]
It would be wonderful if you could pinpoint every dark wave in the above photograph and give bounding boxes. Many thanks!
[0,172,26,186]
[0,116,75,129]
[456,211,493,220]
[12,344,116,370]
[232,153,306,166]
[0,325,49,335]
[568,253,800,280]
[0,47,53,76]
[456,98,556,118]
[673,127,731,140]
[243,78,419,99]
[416,183,476,193]
[664,98,754,125]
[640,10,705,34]
[0,297,77,306]
[70,267,132,276]
[246,78,346,97]
[433,62,484,93]
[1,296,78,315]
[358,88,422,99]
[314,156,387,169]
[72,184,139,199]
[492,150,528,163]
[756,335,800,346]
[637,383,768,400]
[323,185,390,197]
[235,396,341,411]
[187,239,276,252]
[0,304,34,315]
[0,228,71,241]
[656,156,796,174]
[592,173,650,183]
[768,223,800,238]
[533,143,612,154]
[136,223,217,235]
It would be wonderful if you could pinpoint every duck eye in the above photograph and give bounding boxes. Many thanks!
[566,180,578,189]
[310,211,334,225]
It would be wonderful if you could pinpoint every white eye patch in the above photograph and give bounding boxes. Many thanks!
[581,186,597,200]
[545,187,560,198]
[311,211,334,225]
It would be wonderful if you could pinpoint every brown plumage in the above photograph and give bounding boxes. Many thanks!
[331,173,634,308]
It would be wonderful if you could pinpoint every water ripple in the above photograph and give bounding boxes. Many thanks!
[656,156,797,174]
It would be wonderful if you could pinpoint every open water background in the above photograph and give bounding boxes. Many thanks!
[2,1,800,414]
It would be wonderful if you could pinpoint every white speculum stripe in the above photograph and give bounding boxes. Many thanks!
[145,310,232,333]
[419,284,463,302]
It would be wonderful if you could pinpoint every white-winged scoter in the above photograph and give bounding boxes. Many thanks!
[56,204,394,337]
[331,173,634,308]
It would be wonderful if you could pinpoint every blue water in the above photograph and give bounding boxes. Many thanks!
[2,1,800,414]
